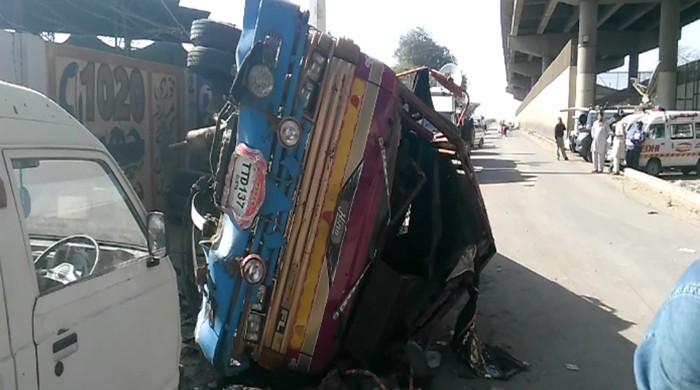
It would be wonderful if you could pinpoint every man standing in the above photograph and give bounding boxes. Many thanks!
[610,120,627,175]
[554,117,569,160]
[626,121,646,170]
[590,112,609,173]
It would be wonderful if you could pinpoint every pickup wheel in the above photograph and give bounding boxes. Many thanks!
[187,47,236,80]
[190,19,241,51]
[645,158,662,177]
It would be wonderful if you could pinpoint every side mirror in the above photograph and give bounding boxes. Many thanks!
[147,212,168,266]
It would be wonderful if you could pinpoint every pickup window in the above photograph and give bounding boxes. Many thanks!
[11,158,148,293]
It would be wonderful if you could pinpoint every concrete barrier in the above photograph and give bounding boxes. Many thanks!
[623,168,700,216]
[522,128,700,217]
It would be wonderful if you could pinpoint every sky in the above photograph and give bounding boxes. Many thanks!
[180,0,700,118]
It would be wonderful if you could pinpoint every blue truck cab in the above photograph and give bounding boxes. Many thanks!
[193,0,325,375]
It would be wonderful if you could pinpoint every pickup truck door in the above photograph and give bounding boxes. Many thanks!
[3,149,180,390]
[0,158,23,390]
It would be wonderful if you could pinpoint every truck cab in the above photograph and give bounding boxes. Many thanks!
[0,81,181,390]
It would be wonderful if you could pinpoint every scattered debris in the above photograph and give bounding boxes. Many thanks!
[454,322,529,379]
[342,369,389,390]
[565,363,580,371]
[647,210,659,215]
[679,248,697,254]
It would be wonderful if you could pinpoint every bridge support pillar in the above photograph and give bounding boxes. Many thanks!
[575,0,598,108]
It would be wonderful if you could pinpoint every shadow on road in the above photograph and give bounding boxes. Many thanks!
[431,253,638,389]
[471,157,536,185]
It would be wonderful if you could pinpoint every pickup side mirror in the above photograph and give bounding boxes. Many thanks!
[147,212,168,266]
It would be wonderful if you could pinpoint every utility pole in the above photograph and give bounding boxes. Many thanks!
[309,0,326,31]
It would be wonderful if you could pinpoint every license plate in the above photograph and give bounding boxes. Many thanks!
[222,143,267,229]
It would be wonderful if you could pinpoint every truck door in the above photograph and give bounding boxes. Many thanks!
[3,149,180,390]
[640,123,666,168]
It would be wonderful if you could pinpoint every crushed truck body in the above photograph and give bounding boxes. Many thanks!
[187,0,496,379]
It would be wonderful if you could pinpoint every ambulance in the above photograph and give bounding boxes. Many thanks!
[620,111,700,176]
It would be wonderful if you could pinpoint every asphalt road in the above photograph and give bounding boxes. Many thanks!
[432,130,700,390]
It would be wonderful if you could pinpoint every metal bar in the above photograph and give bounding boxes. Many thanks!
[537,0,559,34]
[618,3,657,31]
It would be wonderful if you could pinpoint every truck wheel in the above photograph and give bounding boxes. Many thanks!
[334,38,361,64]
[187,46,236,80]
[645,159,662,177]
[190,19,241,51]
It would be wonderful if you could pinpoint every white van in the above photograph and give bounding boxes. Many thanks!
[620,111,700,176]
[0,81,181,389]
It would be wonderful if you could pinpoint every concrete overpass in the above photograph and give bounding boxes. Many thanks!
[501,0,700,109]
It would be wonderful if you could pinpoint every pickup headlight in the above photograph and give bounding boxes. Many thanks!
[278,118,301,148]
[247,64,274,98]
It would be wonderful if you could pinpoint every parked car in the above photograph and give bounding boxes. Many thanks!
[618,110,700,176]
[0,81,181,390]
[563,107,632,161]
[186,0,495,379]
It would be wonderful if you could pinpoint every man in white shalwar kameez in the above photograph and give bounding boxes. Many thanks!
[590,113,609,173]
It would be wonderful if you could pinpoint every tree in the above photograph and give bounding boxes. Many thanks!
[678,45,700,66]
[393,27,457,71]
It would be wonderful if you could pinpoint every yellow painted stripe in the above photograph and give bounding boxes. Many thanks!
[289,76,367,352]
[343,60,385,181]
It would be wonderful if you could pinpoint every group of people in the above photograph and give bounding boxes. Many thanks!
[554,112,646,174]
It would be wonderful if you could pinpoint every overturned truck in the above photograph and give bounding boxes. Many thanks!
[187,0,496,379]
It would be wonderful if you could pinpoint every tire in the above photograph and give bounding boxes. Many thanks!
[645,159,662,177]
[584,150,592,163]
[696,160,700,178]
[334,38,361,64]
[187,46,236,79]
[190,19,241,51]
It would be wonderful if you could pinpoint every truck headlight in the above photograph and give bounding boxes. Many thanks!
[307,52,325,82]
[240,254,266,285]
[278,118,301,148]
[251,285,266,312]
[245,313,262,342]
[300,81,315,110]
[247,64,274,98]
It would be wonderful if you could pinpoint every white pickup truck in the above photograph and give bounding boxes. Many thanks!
[0,81,181,390]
